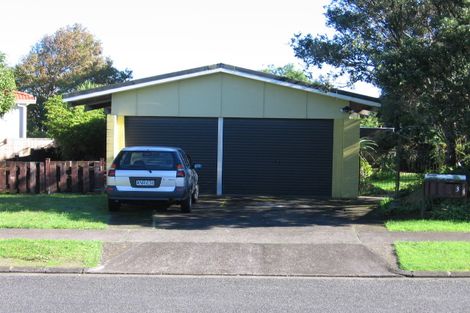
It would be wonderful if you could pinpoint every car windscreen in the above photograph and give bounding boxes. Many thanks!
[116,151,177,170]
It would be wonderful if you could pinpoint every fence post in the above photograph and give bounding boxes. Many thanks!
[18,163,27,193]
[82,161,90,193]
[59,162,67,192]
[29,162,37,193]
[71,161,79,192]
[93,161,99,192]
[39,162,45,193]
[0,161,5,192]
[100,158,106,191]
[49,161,57,193]
[8,162,17,194]
[394,130,402,198]
[45,158,50,193]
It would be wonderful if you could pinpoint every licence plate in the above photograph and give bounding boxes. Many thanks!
[135,179,155,187]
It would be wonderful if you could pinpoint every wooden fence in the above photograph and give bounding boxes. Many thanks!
[0,158,106,194]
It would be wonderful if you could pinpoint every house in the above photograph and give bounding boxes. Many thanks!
[63,64,381,198]
[0,91,35,139]
[0,91,54,160]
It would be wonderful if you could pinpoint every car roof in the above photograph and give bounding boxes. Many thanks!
[121,146,182,152]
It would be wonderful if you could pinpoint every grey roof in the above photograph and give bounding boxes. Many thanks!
[63,63,381,108]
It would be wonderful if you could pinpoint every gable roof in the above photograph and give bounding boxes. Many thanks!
[63,63,381,108]
[14,91,36,105]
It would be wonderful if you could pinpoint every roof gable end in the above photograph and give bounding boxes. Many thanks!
[63,63,380,108]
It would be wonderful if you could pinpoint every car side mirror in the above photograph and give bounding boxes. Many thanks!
[193,163,203,170]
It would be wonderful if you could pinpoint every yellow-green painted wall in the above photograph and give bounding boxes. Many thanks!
[111,73,349,119]
[106,114,125,168]
[109,72,361,197]
[331,118,360,198]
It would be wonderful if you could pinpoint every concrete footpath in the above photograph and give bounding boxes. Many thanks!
[1,196,470,277]
[1,225,470,277]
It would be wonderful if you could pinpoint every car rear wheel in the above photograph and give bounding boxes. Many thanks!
[108,199,121,212]
[181,195,192,213]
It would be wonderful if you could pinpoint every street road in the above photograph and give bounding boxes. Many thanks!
[1,274,469,313]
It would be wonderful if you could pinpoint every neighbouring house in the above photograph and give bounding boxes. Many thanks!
[63,64,381,198]
[0,91,54,160]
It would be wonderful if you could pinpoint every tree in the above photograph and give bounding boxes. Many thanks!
[15,24,132,135]
[291,0,470,167]
[263,63,332,90]
[263,64,311,83]
[0,52,16,117]
[44,95,105,160]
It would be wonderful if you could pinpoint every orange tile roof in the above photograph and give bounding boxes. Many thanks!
[14,91,36,102]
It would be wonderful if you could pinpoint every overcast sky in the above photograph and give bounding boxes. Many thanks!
[1,0,380,97]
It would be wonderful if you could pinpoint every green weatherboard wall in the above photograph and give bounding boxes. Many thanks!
[106,72,360,198]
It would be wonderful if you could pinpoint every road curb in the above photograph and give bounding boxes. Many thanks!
[0,266,85,274]
[391,267,470,278]
[0,266,467,278]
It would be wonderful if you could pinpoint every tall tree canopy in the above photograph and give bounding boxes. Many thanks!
[262,63,332,90]
[15,24,132,135]
[291,0,470,167]
[263,64,311,83]
[0,52,16,117]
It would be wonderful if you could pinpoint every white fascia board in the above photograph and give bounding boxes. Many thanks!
[63,68,223,102]
[64,67,381,107]
[15,100,36,106]
[218,68,381,107]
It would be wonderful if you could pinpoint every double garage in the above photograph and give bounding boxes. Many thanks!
[125,117,333,196]
[64,64,380,198]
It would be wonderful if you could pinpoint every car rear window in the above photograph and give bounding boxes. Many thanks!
[116,151,177,170]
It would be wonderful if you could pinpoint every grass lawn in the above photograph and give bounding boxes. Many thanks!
[395,241,470,271]
[386,220,470,232]
[369,172,422,193]
[0,194,108,229]
[0,239,102,268]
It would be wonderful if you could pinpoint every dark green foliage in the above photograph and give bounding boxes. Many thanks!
[0,52,16,117]
[430,201,470,221]
[291,0,470,168]
[45,95,105,160]
[262,63,332,90]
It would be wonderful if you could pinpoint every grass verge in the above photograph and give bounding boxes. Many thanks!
[0,239,102,268]
[386,219,470,232]
[0,194,108,229]
[395,241,470,271]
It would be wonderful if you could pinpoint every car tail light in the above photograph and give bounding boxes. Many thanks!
[176,164,185,177]
[108,163,116,177]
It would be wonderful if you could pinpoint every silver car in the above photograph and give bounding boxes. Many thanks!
[106,146,201,212]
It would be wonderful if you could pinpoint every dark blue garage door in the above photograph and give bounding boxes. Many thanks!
[125,117,218,194]
[222,118,333,196]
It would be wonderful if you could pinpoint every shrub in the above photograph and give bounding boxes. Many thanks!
[45,95,105,160]
[430,200,470,221]
[360,158,373,180]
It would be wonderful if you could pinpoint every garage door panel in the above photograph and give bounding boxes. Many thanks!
[125,117,217,194]
[223,118,333,196]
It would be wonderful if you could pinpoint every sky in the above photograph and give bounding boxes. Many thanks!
[0,0,380,97]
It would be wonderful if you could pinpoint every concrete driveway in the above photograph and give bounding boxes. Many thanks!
[108,195,383,229]
[94,196,396,276]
